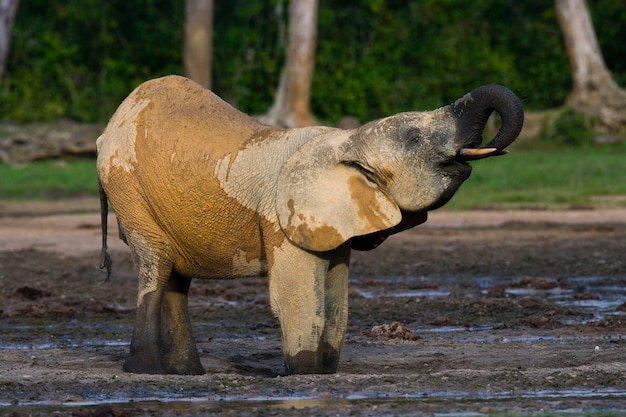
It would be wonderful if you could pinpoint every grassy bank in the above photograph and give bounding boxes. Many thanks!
[0,144,625,209]
[447,143,626,209]
[0,159,98,200]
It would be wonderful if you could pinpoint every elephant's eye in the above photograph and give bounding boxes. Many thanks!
[406,128,422,143]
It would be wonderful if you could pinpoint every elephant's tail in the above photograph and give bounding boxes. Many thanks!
[99,179,112,281]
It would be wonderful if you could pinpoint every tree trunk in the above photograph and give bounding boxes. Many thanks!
[184,0,214,89]
[0,0,20,80]
[555,0,626,135]
[259,0,318,128]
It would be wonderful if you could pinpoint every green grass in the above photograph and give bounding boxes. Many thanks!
[447,142,626,209]
[0,158,98,200]
[0,143,625,209]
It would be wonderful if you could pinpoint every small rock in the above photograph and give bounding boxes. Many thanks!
[365,322,419,341]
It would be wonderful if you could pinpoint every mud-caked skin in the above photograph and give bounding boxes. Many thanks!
[96,75,524,375]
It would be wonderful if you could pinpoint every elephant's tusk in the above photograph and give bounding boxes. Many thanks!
[459,147,508,161]
[459,147,497,157]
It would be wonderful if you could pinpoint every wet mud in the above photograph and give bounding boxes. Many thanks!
[1,202,625,416]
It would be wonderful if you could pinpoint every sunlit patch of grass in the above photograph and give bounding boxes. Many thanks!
[0,158,98,200]
[447,143,626,209]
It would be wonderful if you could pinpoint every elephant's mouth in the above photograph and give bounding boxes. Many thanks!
[440,155,472,183]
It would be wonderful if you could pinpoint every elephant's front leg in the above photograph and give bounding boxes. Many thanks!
[320,242,351,371]
[269,242,349,375]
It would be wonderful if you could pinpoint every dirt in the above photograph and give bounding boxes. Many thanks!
[1,199,625,416]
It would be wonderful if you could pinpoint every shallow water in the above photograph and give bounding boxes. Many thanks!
[0,321,132,350]
[3,387,626,415]
[352,274,626,324]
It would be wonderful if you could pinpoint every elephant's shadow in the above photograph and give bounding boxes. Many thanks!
[228,352,284,377]
[109,346,282,377]
[199,342,285,377]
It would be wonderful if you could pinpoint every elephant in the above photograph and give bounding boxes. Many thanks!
[96,75,524,375]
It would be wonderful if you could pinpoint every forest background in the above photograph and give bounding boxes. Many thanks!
[3,0,626,126]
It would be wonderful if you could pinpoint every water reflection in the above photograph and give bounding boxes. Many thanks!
[4,387,626,410]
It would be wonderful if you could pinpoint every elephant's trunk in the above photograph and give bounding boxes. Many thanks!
[450,84,524,160]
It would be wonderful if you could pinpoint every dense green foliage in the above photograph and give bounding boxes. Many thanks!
[1,0,625,124]
[2,144,625,209]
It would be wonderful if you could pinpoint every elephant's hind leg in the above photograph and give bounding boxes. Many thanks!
[160,273,205,375]
[123,230,174,374]
[124,290,165,373]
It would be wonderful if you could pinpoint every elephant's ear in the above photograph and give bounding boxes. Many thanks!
[276,131,402,252]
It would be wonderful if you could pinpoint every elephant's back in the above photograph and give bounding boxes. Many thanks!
[131,75,266,157]
[97,75,267,174]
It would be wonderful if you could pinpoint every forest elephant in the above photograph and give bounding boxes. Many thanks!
[96,75,524,375]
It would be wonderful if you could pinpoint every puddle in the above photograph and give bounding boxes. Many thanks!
[358,289,452,299]
[3,387,626,413]
[0,321,132,350]
[0,339,129,350]
[351,274,626,326]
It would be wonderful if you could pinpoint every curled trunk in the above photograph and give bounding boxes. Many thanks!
[451,85,524,159]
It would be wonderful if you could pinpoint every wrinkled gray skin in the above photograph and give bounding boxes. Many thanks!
[97,76,524,375]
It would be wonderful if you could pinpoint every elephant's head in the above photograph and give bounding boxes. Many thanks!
[276,84,524,252]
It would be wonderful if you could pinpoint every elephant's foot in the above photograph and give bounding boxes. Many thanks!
[123,347,164,374]
[123,345,204,375]
[162,345,205,375]
[284,342,340,375]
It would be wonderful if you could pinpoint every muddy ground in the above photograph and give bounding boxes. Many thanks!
[0,199,625,416]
